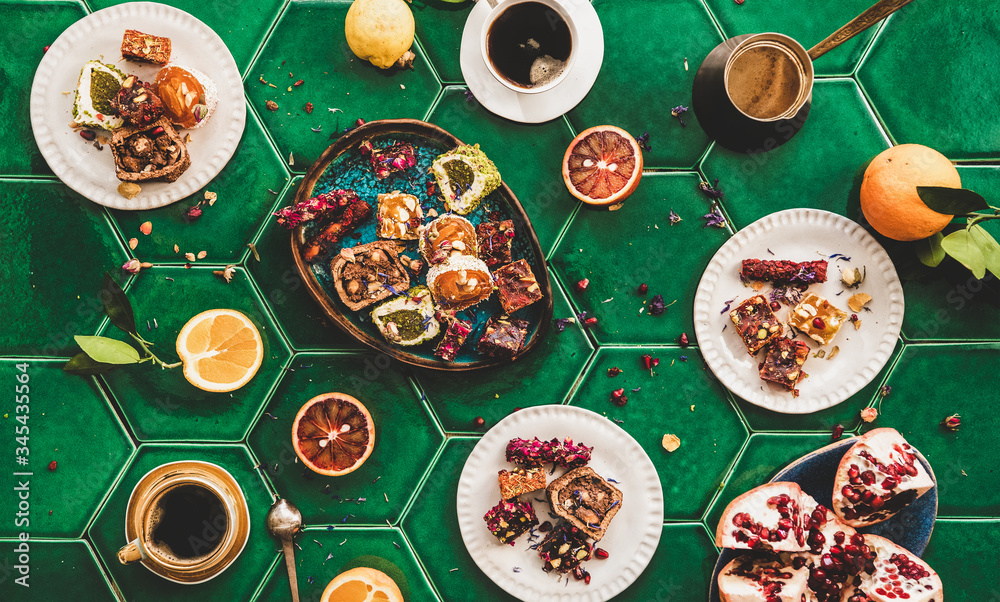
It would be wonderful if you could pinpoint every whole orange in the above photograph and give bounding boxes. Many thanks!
[859,144,960,241]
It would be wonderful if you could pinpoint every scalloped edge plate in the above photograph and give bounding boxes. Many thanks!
[457,405,663,602]
[693,209,904,413]
[708,434,937,601]
[30,2,246,210]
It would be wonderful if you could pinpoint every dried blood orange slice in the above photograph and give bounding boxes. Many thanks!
[292,393,375,476]
[562,125,643,206]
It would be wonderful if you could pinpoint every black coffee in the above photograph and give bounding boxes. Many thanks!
[487,2,572,88]
[149,485,227,560]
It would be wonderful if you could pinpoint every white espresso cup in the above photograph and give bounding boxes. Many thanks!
[481,0,579,94]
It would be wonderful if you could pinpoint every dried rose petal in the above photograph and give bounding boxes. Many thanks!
[941,413,961,431]
[139,221,152,235]
[122,258,141,274]
[661,434,681,452]
[860,407,878,423]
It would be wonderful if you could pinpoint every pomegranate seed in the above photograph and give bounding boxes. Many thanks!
[304,102,314,113]
[355,118,366,127]
[610,389,627,406]
[679,333,689,347]
[80,130,96,141]
[584,573,591,585]
[813,317,825,329]
[584,317,598,326]
[831,424,844,440]
[538,521,552,532]
[48,461,57,471]
[594,548,609,559]
[151,126,165,136]
[642,354,652,370]
[607,367,622,377]
[294,79,304,86]
[473,416,485,428]
[96,113,104,121]
[770,301,781,311]
[576,278,590,291]
[43,45,50,52]
[637,283,648,294]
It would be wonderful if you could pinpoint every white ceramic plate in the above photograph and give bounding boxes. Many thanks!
[30,2,246,210]
[460,0,604,124]
[457,404,663,602]
[693,209,903,413]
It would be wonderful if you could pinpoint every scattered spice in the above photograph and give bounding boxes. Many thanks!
[610,388,627,406]
[668,209,682,225]
[940,414,961,431]
[678,333,689,347]
[294,79,304,87]
[183,204,203,222]
[860,407,878,423]
[265,100,278,111]
[473,416,485,428]
[703,206,727,228]
[698,178,724,200]
[670,105,688,127]
[607,367,622,377]
[661,434,681,452]
[554,317,576,332]
[635,131,652,152]
[649,295,667,316]
[122,259,141,274]
[637,283,648,294]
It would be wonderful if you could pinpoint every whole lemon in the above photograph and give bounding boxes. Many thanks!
[345,0,415,69]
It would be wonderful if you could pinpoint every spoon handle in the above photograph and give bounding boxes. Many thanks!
[807,0,914,61]
[282,537,300,602]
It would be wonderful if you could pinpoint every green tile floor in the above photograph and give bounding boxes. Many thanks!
[2,0,999,600]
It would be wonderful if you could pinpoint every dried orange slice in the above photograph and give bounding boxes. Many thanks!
[562,125,643,206]
[175,309,263,393]
[292,393,375,476]
[320,566,402,602]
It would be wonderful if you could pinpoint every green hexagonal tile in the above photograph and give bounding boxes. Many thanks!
[569,347,747,521]
[0,1,85,176]
[402,437,518,602]
[0,181,126,356]
[88,444,274,602]
[0,539,116,599]
[88,0,284,74]
[702,0,886,76]
[921,519,1000,600]
[97,267,291,442]
[857,2,1000,160]
[548,172,730,345]
[701,79,889,230]
[867,344,1000,517]
[734,339,903,432]
[566,0,722,169]
[247,0,442,174]
[427,87,577,256]
[614,524,717,600]
[245,176,365,351]
[109,110,290,264]
[413,278,593,432]
[705,433,831,532]
[0,360,133,538]
[900,165,1000,342]
[247,353,441,526]
[412,1,474,84]
[253,528,438,601]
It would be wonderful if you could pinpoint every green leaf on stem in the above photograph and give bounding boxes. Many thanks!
[63,352,117,375]
[916,186,989,215]
[74,335,141,364]
[941,230,986,278]
[969,224,1000,280]
[102,271,137,335]
[916,232,946,268]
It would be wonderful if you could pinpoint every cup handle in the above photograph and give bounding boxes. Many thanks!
[117,539,145,565]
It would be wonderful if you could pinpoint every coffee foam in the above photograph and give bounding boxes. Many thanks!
[726,44,803,120]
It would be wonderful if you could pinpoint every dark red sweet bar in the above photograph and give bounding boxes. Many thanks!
[740,259,828,286]
[301,199,372,262]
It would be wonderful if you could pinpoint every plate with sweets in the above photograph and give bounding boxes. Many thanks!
[30,2,246,210]
[693,209,904,413]
[457,404,663,602]
[288,118,553,370]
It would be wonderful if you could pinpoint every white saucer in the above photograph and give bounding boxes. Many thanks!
[460,0,604,124]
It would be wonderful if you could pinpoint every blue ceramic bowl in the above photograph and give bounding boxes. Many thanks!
[707,436,937,602]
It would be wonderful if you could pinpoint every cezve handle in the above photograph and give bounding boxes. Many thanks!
[117,539,145,565]
[808,0,914,61]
